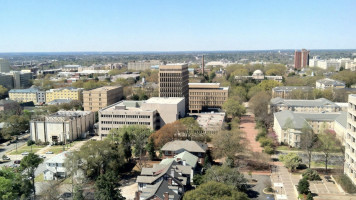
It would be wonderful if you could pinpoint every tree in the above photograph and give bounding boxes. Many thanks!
[204,164,248,191]
[297,178,310,195]
[73,185,85,200]
[183,181,249,200]
[279,153,301,172]
[0,168,32,199]
[1,115,30,138]
[150,121,185,148]
[306,192,314,200]
[179,117,203,139]
[222,97,246,118]
[121,132,132,162]
[300,124,317,169]
[0,85,8,99]
[20,153,43,199]
[146,137,156,160]
[249,91,272,129]
[257,80,282,91]
[95,171,125,200]
[318,130,341,173]
[211,130,245,163]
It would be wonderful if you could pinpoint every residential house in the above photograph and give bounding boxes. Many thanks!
[161,140,208,164]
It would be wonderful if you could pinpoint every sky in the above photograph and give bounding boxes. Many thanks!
[0,0,355,52]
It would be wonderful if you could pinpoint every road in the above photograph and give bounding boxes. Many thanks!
[0,134,29,166]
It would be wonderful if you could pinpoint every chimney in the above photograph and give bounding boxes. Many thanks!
[164,192,169,200]
[202,55,205,75]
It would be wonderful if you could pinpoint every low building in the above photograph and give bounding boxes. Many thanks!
[30,111,95,144]
[46,87,83,103]
[47,99,73,105]
[111,74,140,81]
[188,83,229,113]
[98,97,185,137]
[9,87,45,105]
[161,140,208,164]
[190,112,225,134]
[270,97,343,113]
[316,78,345,90]
[160,151,200,173]
[273,110,346,147]
[235,70,283,83]
[83,86,123,112]
[62,65,81,72]
[44,151,68,180]
[128,60,162,71]
[272,86,314,99]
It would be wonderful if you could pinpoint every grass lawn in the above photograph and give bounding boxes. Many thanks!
[8,144,44,155]
[47,141,81,154]
[310,161,338,169]
[35,173,44,183]
[62,176,72,184]
[276,146,299,151]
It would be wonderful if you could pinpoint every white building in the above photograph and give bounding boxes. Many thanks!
[344,94,356,185]
[44,151,68,180]
[316,78,345,90]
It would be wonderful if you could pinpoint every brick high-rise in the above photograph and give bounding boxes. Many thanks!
[159,64,189,112]
[294,49,309,69]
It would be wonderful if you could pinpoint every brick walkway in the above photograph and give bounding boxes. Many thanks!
[240,114,263,153]
[271,163,299,200]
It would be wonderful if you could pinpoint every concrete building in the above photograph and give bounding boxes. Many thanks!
[235,70,283,83]
[30,111,95,144]
[345,94,356,185]
[273,110,346,147]
[128,60,162,71]
[272,86,314,99]
[0,58,10,73]
[9,87,45,104]
[62,65,81,72]
[46,87,83,103]
[316,78,346,90]
[111,73,140,81]
[0,73,14,89]
[83,86,123,112]
[294,49,309,69]
[188,83,229,113]
[11,71,33,89]
[159,64,189,111]
[270,97,343,113]
[98,97,185,137]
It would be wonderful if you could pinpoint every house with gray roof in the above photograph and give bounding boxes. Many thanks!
[273,110,347,147]
[135,180,181,200]
[316,78,345,90]
[270,97,342,114]
[160,151,200,173]
[161,140,208,164]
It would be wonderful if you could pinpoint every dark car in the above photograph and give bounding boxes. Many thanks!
[14,160,21,164]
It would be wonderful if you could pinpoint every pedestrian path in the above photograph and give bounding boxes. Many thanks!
[240,114,263,153]
[270,163,298,200]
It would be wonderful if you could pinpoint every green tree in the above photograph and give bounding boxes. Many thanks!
[20,153,43,199]
[204,164,248,191]
[95,171,125,200]
[297,178,310,195]
[121,132,132,162]
[222,97,246,118]
[211,130,245,163]
[73,185,85,200]
[318,130,341,173]
[257,80,282,91]
[1,115,30,138]
[249,91,272,129]
[279,153,301,172]
[146,137,156,160]
[183,181,249,200]
[0,85,8,99]
[0,168,32,199]
[179,117,203,139]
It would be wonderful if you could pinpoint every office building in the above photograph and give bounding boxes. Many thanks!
[30,111,95,144]
[0,58,10,73]
[11,71,33,89]
[0,73,14,89]
[159,64,189,111]
[128,60,162,71]
[99,97,185,137]
[345,94,356,185]
[83,86,123,112]
[294,49,310,69]
[316,78,346,90]
[272,86,314,99]
[46,87,83,103]
[9,87,45,105]
[188,83,228,113]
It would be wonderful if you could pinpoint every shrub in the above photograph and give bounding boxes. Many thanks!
[264,145,275,155]
[297,178,310,195]
[335,174,356,194]
[302,169,321,181]
[255,128,267,141]
[306,192,314,200]
[27,140,35,146]
[258,137,274,147]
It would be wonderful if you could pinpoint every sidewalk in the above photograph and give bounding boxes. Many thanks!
[270,163,299,200]
[240,114,263,153]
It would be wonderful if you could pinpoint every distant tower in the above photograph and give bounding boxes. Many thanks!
[0,58,10,73]
[201,55,205,75]
[294,49,310,70]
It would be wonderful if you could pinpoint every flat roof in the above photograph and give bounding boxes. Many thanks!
[191,112,225,131]
[86,86,121,92]
[145,97,184,104]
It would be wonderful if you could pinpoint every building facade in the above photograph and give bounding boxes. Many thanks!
[188,83,228,113]
[98,97,185,137]
[128,60,162,71]
[272,86,314,99]
[83,86,123,112]
[30,111,95,144]
[316,78,346,90]
[46,87,83,103]
[344,94,356,185]
[11,71,33,89]
[235,70,283,83]
[294,49,310,69]
[0,73,14,89]
[159,64,189,111]
[0,58,10,73]
[9,88,45,104]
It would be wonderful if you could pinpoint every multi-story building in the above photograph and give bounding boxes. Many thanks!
[0,73,14,89]
[316,78,346,90]
[128,60,162,71]
[11,71,33,89]
[235,70,283,83]
[159,64,189,111]
[270,97,343,113]
[30,111,95,144]
[83,86,123,112]
[62,65,81,72]
[294,49,310,69]
[272,86,314,99]
[46,87,83,103]
[345,94,356,185]
[0,58,10,73]
[188,83,228,113]
[98,97,185,137]
[9,87,45,104]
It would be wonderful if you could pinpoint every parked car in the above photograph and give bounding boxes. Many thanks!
[14,160,21,164]
[2,155,10,161]
[40,155,46,159]
[46,151,53,154]
[21,152,29,156]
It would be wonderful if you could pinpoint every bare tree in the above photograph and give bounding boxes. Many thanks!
[300,123,317,169]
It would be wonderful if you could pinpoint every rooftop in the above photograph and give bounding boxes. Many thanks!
[50,111,92,117]
[316,78,345,86]
[9,88,41,93]
[272,86,313,91]
[46,151,69,164]
[191,112,225,131]
[271,97,338,107]
[85,86,122,92]
[161,140,208,153]
[145,97,184,104]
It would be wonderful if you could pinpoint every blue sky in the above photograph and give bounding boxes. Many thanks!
[0,0,355,52]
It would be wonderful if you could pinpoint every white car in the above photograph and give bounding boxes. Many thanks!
[21,152,29,156]
[45,151,53,154]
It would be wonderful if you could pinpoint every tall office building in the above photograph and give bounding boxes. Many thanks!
[159,64,189,111]
[0,58,10,73]
[294,49,309,69]
[345,94,356,185]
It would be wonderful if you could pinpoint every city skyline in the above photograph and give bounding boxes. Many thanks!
[0,0,356,52]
